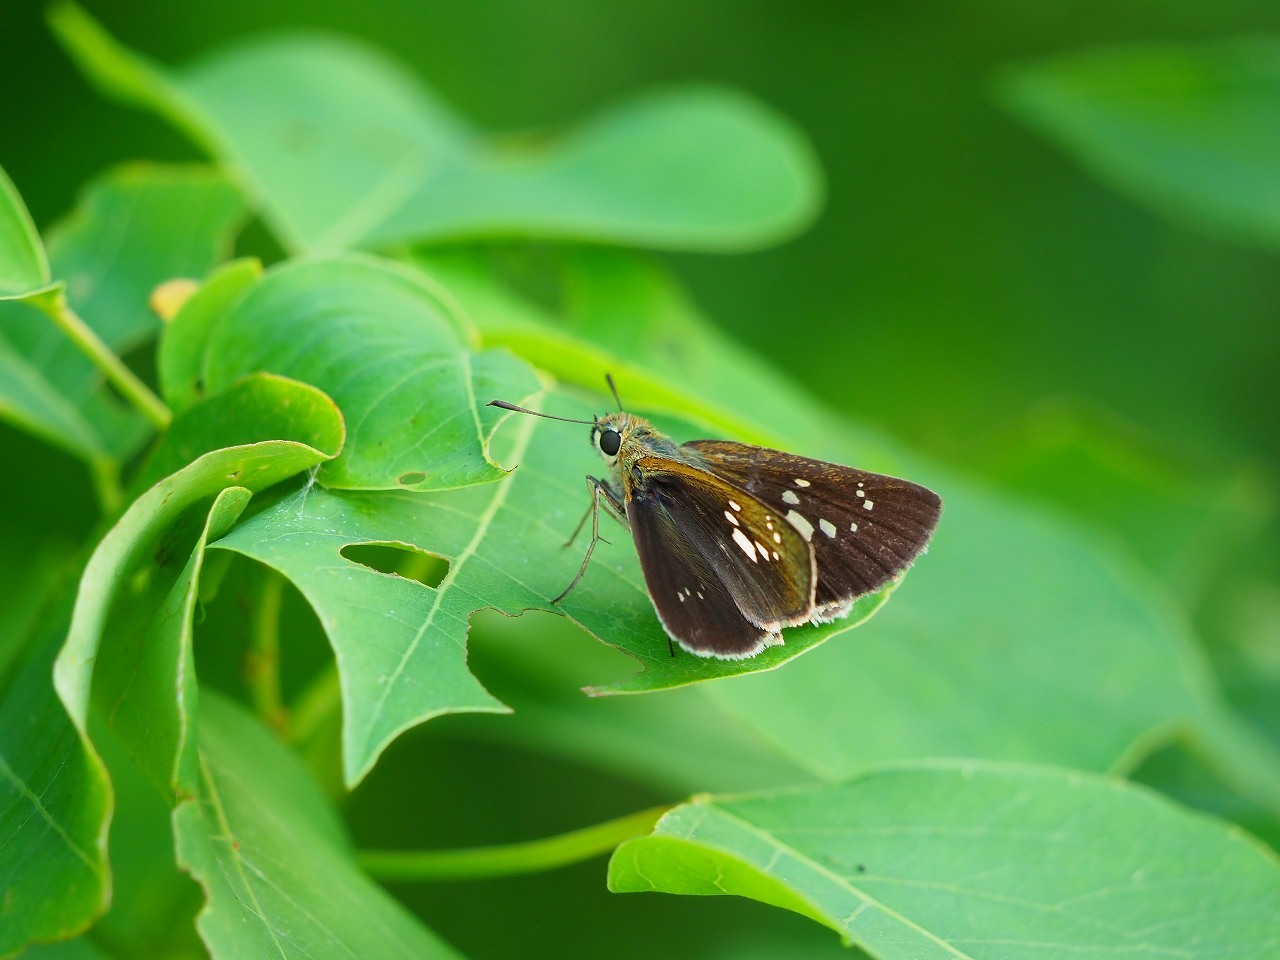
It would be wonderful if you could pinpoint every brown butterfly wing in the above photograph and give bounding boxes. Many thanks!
[628,494,784,658]
[685,441,941,620]
[625,456,815,654]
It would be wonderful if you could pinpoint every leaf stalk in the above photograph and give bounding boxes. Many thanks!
[36,287,172,430]
[246,569,287,733]
[358,805,671,881]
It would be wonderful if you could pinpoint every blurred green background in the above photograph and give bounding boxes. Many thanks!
[4,0,1278,476]
[4,2,1280,957]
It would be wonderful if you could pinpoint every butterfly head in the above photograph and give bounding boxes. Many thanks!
[487,377,679,482]
[592,412,664,470]
[592,412,630,466]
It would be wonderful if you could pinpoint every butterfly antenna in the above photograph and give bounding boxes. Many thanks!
[605,373,624,410]
[488,400,594,425]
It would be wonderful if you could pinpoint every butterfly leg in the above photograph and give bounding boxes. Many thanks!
[564,475,626,547]
[563,501,596,549]
[552,476,625,604]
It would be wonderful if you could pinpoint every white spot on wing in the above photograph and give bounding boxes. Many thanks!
[864,500,874,511]
[785,509,814,542]
[773,532,782,543]
[724,510,740,526]
[781,489,800,505]
[850,521,859,533]
[729,500,742,512]
[793,478,811,487]
[754,540,770,559]
[732,527,759,562]
[819,518,836,538]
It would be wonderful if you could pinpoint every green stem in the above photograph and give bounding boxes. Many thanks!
[358,805,672,882]
[246,569,286,733]
[87,455,123,517]
[36,286,172,430]
[288,661,342,748]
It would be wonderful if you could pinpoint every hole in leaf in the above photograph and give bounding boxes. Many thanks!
[397,471,428,486]
[341,542,449,588]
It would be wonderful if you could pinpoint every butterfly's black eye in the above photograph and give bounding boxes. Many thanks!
[598,429,622,457]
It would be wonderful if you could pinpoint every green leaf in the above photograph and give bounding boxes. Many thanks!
[212,391,898,786]
[0,166,105,466]
[999,37,1280,250]
[17,939,114,960]
[978,402,1270,609]
[197,253,538,491]
[211,479,509,788]
[0,164,245,465]
[51,5,821,254]
[44,164,245,356]
[702,477,1211,778]
[56,430,342,737]
[170,33,476,253]
[609,761,1280,957]
[1134,735,1280,853]
[0,614,109,957]
[0,336,112,464]
[461,612,816,795]
[1200,575,1280,768]
[134,372,346,494]
[92,485,252,796]
[156,258,264,414]
[176,693,465,959]
[88,718,204,959]
[0,164,51,297]
[364,86,824,252]
[6,389,340,956]
[0,439,107,955]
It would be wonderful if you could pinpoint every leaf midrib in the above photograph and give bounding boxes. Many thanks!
[699,803,974,959]
[0,753,103,876]
[359,405,539,753]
